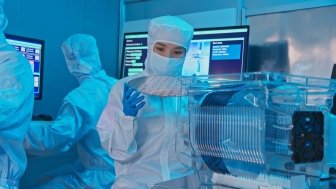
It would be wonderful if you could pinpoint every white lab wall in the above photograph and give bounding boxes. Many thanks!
[4,0,121,118]
[125,0,237,21]
[124,0,334,32]
[124,0,238,30]
[123,0,240,32]
[243,0,336,22]
[244,0,315,10]
[124,8,237,32]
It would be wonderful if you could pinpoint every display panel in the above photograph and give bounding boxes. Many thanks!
[121,26,249,78]
[5,34,44,99]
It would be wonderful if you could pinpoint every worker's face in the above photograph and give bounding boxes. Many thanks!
[153,42,186,58]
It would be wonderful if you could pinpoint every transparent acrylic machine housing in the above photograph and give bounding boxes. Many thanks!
[178,72,336,188]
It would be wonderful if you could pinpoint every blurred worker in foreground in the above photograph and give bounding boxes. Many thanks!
[24,33,117,188]
[0,0,34,188]
[97,15,194,189]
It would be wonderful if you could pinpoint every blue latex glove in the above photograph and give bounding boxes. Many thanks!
[122,83,145,117]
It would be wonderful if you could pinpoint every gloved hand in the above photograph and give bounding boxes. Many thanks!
[122,83,145,117]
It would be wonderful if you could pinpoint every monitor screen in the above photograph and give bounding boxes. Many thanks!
[5,34,44,100]
[121,25,249,78]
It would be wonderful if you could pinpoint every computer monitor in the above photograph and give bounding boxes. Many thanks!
[121,25,249,78]
[5,34,44,100]
[122,32,147,78]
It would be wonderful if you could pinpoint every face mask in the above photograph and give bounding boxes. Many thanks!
[147,52,185,76]
[66,59,93,82]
